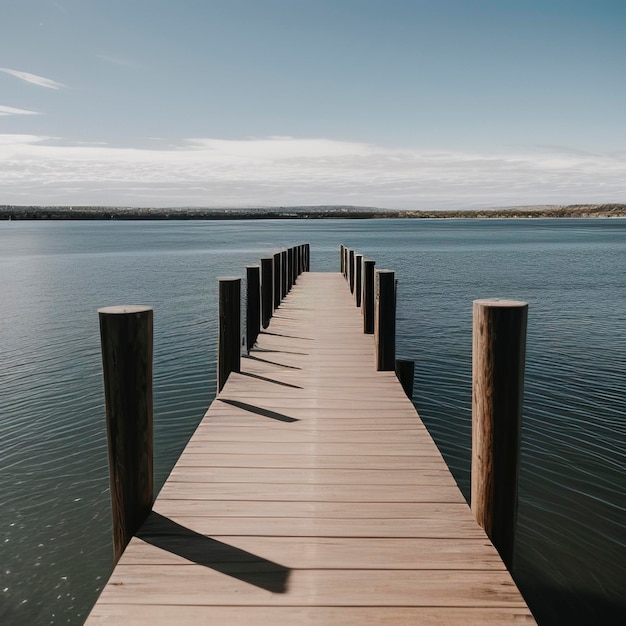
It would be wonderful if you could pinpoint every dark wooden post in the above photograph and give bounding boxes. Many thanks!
[287,247,293,291]
[305,243,310,271]
[281,249,288,298]
[375,269,395,370]
[261,257,273,329]
[395,359,415,399]
[355,254,363,307]
[218,277,241,392]
[472,299,528,570]
[362,259,376,334]
[343,248,348,279]
[349,250,355,293]
[296,245,301,278]
[246,265,261,352]
[98,305,153,563]
[273,252,281,310]
[340,245,345,274]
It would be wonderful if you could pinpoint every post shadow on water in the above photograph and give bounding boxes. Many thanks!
[137,512,291,594]
[218,398,299,423]
[244,354,301,370]
[239,370,303,390]
[520,581,626,626]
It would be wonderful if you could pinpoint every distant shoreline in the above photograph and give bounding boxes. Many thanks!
[1,204,625,220]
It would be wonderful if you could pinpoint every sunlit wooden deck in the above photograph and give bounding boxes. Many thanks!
[87,272,534,624]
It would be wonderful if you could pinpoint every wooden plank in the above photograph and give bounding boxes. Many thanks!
[88,605,535,625]
[94,567,528,607]
[150,500,472,518]
[173,454,447,469]
[120,535,507,569]
[128,515,488,538]
[166,466,459,486]
[156,482,467,503]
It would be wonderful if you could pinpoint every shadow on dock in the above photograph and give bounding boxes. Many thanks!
[239,370,304,390]
[260,330,314,341]
[217,398,300,423]
[243,354,302,370]
[137,512,291,594]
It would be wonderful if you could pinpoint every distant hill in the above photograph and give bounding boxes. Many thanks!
[1,204,625,220]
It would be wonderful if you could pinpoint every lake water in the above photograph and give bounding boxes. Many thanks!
[1,219,624,624]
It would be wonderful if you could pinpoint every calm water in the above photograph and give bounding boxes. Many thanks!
[1,219,624,624]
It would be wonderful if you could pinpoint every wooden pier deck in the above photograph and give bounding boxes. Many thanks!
[87,272,534,624]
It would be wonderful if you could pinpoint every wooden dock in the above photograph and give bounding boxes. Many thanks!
[87,272,535,624]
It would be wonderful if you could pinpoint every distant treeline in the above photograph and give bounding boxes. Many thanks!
[1,204,626,220]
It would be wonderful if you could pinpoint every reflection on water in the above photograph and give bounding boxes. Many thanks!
[0,219,624,624]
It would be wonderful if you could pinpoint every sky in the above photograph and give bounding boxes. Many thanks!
[1,0,625,210]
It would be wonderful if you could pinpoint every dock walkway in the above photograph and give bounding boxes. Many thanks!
[88,272,534,624]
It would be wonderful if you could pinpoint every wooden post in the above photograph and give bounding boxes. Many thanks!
[218,277,241,392]
[343,248,348,279]
[296,245,301,278]
[305,243,310,271]
[395,359,415,399]
[340,245,345,274]
[261,257,273,329]
[472,299,528,570]
[281,249,288,298]
[98,305,153,563]
[375,269,395,371]
[355,254,363,307]
[246,265,261,352]
[273,252,281,310]
[349,250,355,293]
[362,259,376,334]
[287,247,293,291]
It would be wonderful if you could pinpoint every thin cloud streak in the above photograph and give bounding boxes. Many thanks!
[96,54,139,68]
[1,135,624,209]
[0,105,40,116]
[0,68,66,90]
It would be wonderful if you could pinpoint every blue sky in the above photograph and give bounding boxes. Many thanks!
[1,0,625,209]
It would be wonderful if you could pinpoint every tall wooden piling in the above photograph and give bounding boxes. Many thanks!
[355,254,363,307]
[375,269,396,371]
[218,277,241,392]
[287,248,296,292]
[340,245,345,274]
[362,259,376,334]
[349,250,355,293]
[281,250,288,298]
[261,258,273,329]
[472,299,528,570]
[305,243,310,271]
[273,252,281,310]
[246,266,261,352]
[98,305,153,564]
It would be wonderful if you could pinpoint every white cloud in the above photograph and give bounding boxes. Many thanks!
[0,68,66,90]
[49,1,68,14]
[96,54,139,68]
[0,134,625,209]
[0,105,40,116]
